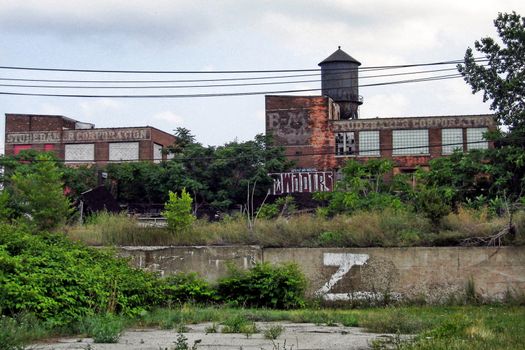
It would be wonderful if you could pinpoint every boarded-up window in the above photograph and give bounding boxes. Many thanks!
[441,128,463,155]
[44,144,55,152]
[359,131,380,156]
[109,142,139,161]
[153,143,163,163]
[65,144,94,163]
[392,129,429,155]
[467,127,488,150]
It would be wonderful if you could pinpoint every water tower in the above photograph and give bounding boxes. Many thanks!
[318,47,363,119]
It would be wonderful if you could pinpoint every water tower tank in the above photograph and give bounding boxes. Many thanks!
[319,47,362,119]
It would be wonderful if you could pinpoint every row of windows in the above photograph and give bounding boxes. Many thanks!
[63,142,163,163]
[335,128,488,157]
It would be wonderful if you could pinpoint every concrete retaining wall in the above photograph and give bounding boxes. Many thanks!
[119,246,525,302]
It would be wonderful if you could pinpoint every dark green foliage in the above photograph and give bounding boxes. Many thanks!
[7,153,72,230]
[217,263,307,309]
[106,132,292,213]
[0,224,163,326]
[163,273,217,305]
[412,186,452,224]
[458,12,525,139]
[315,159,404,216]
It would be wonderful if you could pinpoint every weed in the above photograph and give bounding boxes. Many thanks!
[205,323,218,334]
[84,314,124,343]
[271,339,296,350]
[172,333,201,350]
[0,316,26,350]
[465,277,482,305]
[361,310,425,334]
[65,209,522,248]
[221,314,257,335]
[263,324,285,340]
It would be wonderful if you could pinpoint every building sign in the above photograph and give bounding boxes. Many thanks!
[333,115,494,131]
[269,171,334,195]
[63,128,150,143]
[6,128,151,145]
[6,131,61,144]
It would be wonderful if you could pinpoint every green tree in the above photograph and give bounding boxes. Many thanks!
[162,188,195,232]
[458,12,525,140]
[10,153,72,230]
[315,159,403,215]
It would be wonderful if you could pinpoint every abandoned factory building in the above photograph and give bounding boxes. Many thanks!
[266,48,496,179]
[4,113,176,164]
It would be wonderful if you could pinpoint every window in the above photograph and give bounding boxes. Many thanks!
[44,144,55,152]
[153,143,163,163]
[335,132,355,156]
[392,129,429,155]
[441,128,463,155]
[358,131,380,156]
[109,142,139,161]
[65,144,94,163]
[467,127,488,150]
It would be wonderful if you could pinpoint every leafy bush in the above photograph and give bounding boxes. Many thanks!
[163,188,196,233]
[412,186,453,224]
[0,223,163,326]
[258,196,297,219]
[163,273,217,305]
[217,263,307,309]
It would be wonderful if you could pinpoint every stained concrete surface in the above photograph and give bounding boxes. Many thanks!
[33,322,392,349]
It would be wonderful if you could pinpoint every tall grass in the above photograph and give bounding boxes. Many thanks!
[66,209,522,247]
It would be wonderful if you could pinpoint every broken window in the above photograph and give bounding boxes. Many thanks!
[335,132,355,156]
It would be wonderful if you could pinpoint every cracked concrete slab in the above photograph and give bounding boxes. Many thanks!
[33,322,391,350]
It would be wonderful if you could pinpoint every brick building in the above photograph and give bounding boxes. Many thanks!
[4,114,176,164]
[266,48,496,177]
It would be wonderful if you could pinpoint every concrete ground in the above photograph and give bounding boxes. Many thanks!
[33,322,396,350]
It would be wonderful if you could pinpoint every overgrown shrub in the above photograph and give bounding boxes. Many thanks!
[163,188,196,233]
[217,262,307,309]
[0,223,163,326]
[163,273,217,305]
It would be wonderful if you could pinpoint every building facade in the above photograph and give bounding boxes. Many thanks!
[266,48,496,176]
[4,114,176,164]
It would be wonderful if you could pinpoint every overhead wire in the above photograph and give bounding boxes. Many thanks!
[0,57,487,74]
[0,73,464,98]
[0,67,478,90]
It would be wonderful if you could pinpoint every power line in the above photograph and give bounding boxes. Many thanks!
[0,58,487,74]
[0,67,471,90]
[0,73,463,98]
[0,72,323,84]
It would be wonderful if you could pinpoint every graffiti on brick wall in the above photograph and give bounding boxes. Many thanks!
[316,253,401,301]
[267,110,310,145]
[269,171,334,195]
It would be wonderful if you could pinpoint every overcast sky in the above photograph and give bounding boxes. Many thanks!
[1,0,524,154]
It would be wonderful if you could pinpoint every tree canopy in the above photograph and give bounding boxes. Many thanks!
[458,12,525,140]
